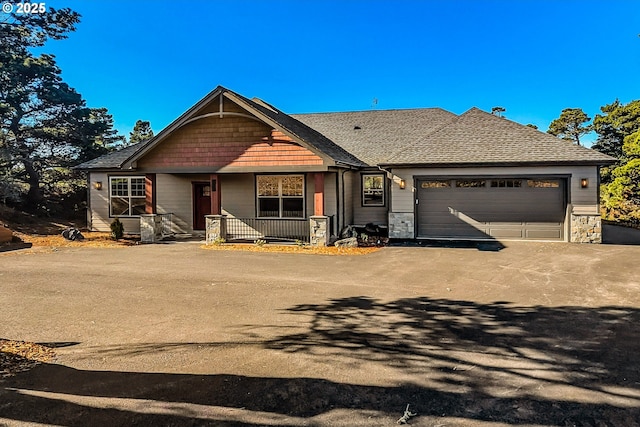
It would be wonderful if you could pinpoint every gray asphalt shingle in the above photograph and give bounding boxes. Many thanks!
[74,143,142,170]
[292,108,457,165]
[382,108,615,165]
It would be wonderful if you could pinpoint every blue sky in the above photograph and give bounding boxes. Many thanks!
[37,0,640,145]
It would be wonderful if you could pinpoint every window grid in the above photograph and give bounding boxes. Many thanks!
[257,175,304,218]
[362,174,385,206]
[109,176,146,217]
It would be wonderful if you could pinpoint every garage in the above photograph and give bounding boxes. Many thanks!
[416,177,566,240]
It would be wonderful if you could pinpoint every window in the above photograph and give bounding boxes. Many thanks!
[362,174,385,206]
[110,177,146,217]
[456,179,486,188]
[491,179,522,188]
[257,175,304,218]
[527,179,560,188]
[421,180,451,189]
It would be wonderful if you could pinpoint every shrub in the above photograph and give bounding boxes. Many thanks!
[110,217,124,240]
[211,237,226,245]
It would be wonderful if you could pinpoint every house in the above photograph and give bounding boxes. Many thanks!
[75,86,615,244]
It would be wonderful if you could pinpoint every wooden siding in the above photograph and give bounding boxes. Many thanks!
[137,116,324,169]
[155,173,211,234]
[322,173,338,235]
[221,174,255,218]
[342,171,355,227]
[88,171,142,233]
[352,172,389,225]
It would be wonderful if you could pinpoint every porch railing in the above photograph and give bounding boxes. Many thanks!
[225,217,310,243]
[159,213,173,237]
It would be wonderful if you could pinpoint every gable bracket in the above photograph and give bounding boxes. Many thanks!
[179,111,265,129]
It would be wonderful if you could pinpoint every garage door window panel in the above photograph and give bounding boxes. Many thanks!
[528,179,560,188]
[491,179,522,188]
[455,179,486,188]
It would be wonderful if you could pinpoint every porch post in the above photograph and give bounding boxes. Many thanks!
[314,172,324,216]
[210,174,221,215]
[206,214,227,244]
[145,173,156,214]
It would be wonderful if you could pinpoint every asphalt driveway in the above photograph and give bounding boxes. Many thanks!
[1,237,639,426]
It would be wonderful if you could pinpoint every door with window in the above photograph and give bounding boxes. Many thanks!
[193,182,211,230]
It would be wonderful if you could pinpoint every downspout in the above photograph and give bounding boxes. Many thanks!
[377,165,394,214]
[86,172,92,230]
[335,162,360,232]
[340,168,348,232]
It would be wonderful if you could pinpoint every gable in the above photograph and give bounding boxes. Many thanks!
[137,114,323,170]
[133,93,326,171]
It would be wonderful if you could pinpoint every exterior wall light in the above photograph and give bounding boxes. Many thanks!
[399,179,406,190]
[94,181,102,190]
[580,178,589,189]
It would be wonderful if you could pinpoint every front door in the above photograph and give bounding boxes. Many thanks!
[193,182,211,230]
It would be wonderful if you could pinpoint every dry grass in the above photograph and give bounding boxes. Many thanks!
[0,232,136,255]
[15,232,136,247]
[201,243,380,256]
[1,339,56,378]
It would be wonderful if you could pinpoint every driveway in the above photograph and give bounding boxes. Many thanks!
[1,240,639,426]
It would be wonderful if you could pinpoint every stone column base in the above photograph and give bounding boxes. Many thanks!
[388,212,414,239]
[310,216,329,246]
[140,214,161,243]
[571,214,602,243]
[206,215,227,244]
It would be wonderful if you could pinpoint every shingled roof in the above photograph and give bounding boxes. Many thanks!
[292,108,457,165]
[381,108,615,166]
[75,87,615,171]
[75,142,142,170]
[225,90,365,167]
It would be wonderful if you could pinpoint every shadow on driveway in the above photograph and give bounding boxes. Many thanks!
[2,297,639,426]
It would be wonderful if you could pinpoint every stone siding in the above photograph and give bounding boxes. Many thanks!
[388,212,414,239]
[205,215,227,244]
[571,214,602,243]
[310,216,329,246]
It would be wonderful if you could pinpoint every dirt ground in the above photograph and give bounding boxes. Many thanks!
[1,229,640,426]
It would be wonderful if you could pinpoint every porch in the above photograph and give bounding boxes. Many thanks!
[139,214,332,246]
[136,171,337,245]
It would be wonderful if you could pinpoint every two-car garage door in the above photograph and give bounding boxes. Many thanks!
[416,177,566,240]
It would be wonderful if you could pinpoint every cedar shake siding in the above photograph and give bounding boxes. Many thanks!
[137,116,323,170]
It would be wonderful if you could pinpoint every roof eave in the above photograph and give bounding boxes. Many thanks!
[379,159,618,168]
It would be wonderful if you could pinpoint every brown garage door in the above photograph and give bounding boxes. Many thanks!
[416,178,566,240]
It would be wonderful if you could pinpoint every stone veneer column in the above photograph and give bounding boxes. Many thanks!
[309,215,329,246]
[388,212,414,239]
[205,215,227,244]
[570,214,602,243]
[140,214,159,243]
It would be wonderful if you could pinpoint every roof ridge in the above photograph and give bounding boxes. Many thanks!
[292,107,451,116]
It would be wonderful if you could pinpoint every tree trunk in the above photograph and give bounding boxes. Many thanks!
[22,159,42,210]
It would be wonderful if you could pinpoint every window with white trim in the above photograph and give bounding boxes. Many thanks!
[362,174,385,206]
[110,176,146,217]
[256,175,304,218]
